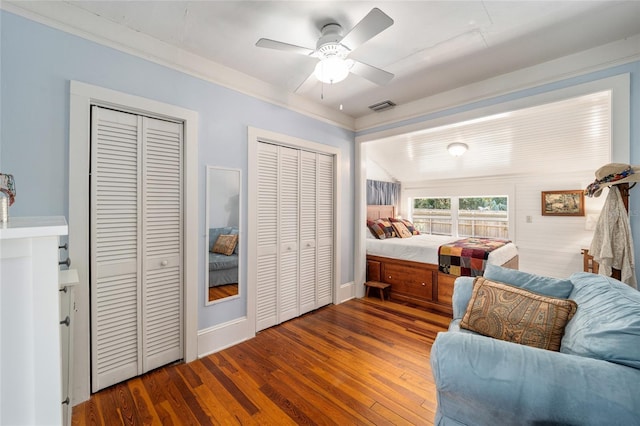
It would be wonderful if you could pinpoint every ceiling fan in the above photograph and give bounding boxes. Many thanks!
[256,8,394,87]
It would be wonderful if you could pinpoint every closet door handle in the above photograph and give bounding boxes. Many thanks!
[161,260,168,266]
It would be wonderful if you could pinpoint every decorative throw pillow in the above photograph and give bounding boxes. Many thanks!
[391,221,412,238]
[367,220,386,239]
[460,277,578,352]
[373,218,396,238]
[389,217,420,235]
[211,234,238,256]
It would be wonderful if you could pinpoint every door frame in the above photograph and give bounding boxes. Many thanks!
[69,81,198,404]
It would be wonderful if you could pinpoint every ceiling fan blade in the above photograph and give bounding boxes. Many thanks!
[294,71,318,94]
[255,38,315,56]
[339,8,393,52]
[350,60,394,86]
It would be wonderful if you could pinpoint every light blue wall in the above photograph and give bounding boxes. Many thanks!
[357,60,640,282]
[0,11,355,330]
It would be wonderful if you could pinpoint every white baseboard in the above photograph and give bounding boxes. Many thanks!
[197,316,253,358]
[337,281,355,304]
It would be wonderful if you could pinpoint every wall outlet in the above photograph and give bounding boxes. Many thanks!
[526,215,533,223]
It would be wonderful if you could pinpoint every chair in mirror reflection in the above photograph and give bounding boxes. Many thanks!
[206,166,241,303]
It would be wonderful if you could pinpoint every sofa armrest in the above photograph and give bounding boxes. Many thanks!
[430,332,640,425]
[451,277,474,319]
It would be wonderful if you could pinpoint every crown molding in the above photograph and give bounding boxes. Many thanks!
[355,34,640,133]
[1,1,356,131]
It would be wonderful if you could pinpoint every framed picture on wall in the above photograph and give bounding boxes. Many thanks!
[541,190,585,216]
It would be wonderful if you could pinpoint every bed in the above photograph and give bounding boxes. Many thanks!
[366,205,519,315]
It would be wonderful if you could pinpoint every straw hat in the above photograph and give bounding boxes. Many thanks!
[585,163,640,197]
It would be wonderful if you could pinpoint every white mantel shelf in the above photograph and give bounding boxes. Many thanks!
[0,216,68,240]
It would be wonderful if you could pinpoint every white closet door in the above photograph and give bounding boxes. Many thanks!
[316,153,334,307]
[141,117,183,372]
[299,151,317,315]
[278,146,300,323]
[91,106,142,392]
[91,107,183,392]
[256,142,279,331]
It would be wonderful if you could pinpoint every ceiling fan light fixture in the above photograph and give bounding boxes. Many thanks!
[447,142,468,157]
[314,57,350,84]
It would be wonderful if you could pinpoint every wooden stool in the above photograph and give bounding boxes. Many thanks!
[365,281,391,301]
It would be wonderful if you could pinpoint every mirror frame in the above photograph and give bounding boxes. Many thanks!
[205,165,242,306]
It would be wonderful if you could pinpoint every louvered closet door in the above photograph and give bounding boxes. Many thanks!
[91,107,183,392]
[299,151,317,315]
[141,117,183,372]
[256,142,279,331]
[316,153,334,307]
[91,107,142,392]
[278,146,300,323]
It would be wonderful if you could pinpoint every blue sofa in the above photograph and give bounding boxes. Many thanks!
[430,265,640,425]
[208,227,238,287]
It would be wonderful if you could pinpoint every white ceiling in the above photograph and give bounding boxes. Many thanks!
[7,1,640,118]
[366,90,612,183]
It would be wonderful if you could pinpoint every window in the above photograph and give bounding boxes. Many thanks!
[457,197,508,238]
[412,196,509,238]
[412,198,452,235]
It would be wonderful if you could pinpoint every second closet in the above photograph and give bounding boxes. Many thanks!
[256,142,334,332]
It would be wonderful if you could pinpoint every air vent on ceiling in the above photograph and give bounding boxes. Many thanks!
[368,100,396,112]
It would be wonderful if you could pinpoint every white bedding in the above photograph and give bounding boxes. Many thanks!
[366,234,518,266]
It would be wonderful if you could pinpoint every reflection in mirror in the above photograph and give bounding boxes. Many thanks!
[206,166,241,304]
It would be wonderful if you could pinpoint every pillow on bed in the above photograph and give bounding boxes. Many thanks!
[367,220,386,239]
[390,217,420,235]
[391,221,412,238]
[372,218,396,238]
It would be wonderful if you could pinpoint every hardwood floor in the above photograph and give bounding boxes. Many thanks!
[208,283,239,302]
[72,298,450,425]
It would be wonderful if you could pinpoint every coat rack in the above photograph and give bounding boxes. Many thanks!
[583,182,634,281]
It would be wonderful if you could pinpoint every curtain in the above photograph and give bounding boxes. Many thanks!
[366,179,400,206]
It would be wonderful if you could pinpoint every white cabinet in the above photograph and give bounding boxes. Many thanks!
[0,216,68,425]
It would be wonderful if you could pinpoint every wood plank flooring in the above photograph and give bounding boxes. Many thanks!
[208,284,239,302]
[72,298,450,425]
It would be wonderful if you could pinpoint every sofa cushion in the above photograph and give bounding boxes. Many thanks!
[484,264,574,298]
[561,272,640,369]
[211,234,238,256]
[460,277,578,351]
[209,252,238,270]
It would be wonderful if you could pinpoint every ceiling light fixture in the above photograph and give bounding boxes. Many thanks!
[314,57,352,84]
[447,142,468,157]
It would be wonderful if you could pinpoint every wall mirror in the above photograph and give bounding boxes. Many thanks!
[205,166,241,305]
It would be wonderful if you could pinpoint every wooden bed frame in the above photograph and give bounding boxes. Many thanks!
[366,204,519,316]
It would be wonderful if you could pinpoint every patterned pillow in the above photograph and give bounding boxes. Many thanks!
[391,221,412,238]
[367,220,386,239]
[373,218,396,238]
[211,234,238,256]
[460,277,578,352]
[390,217,420,235]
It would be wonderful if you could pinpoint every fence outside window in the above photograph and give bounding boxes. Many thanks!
[412,196,509,239]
